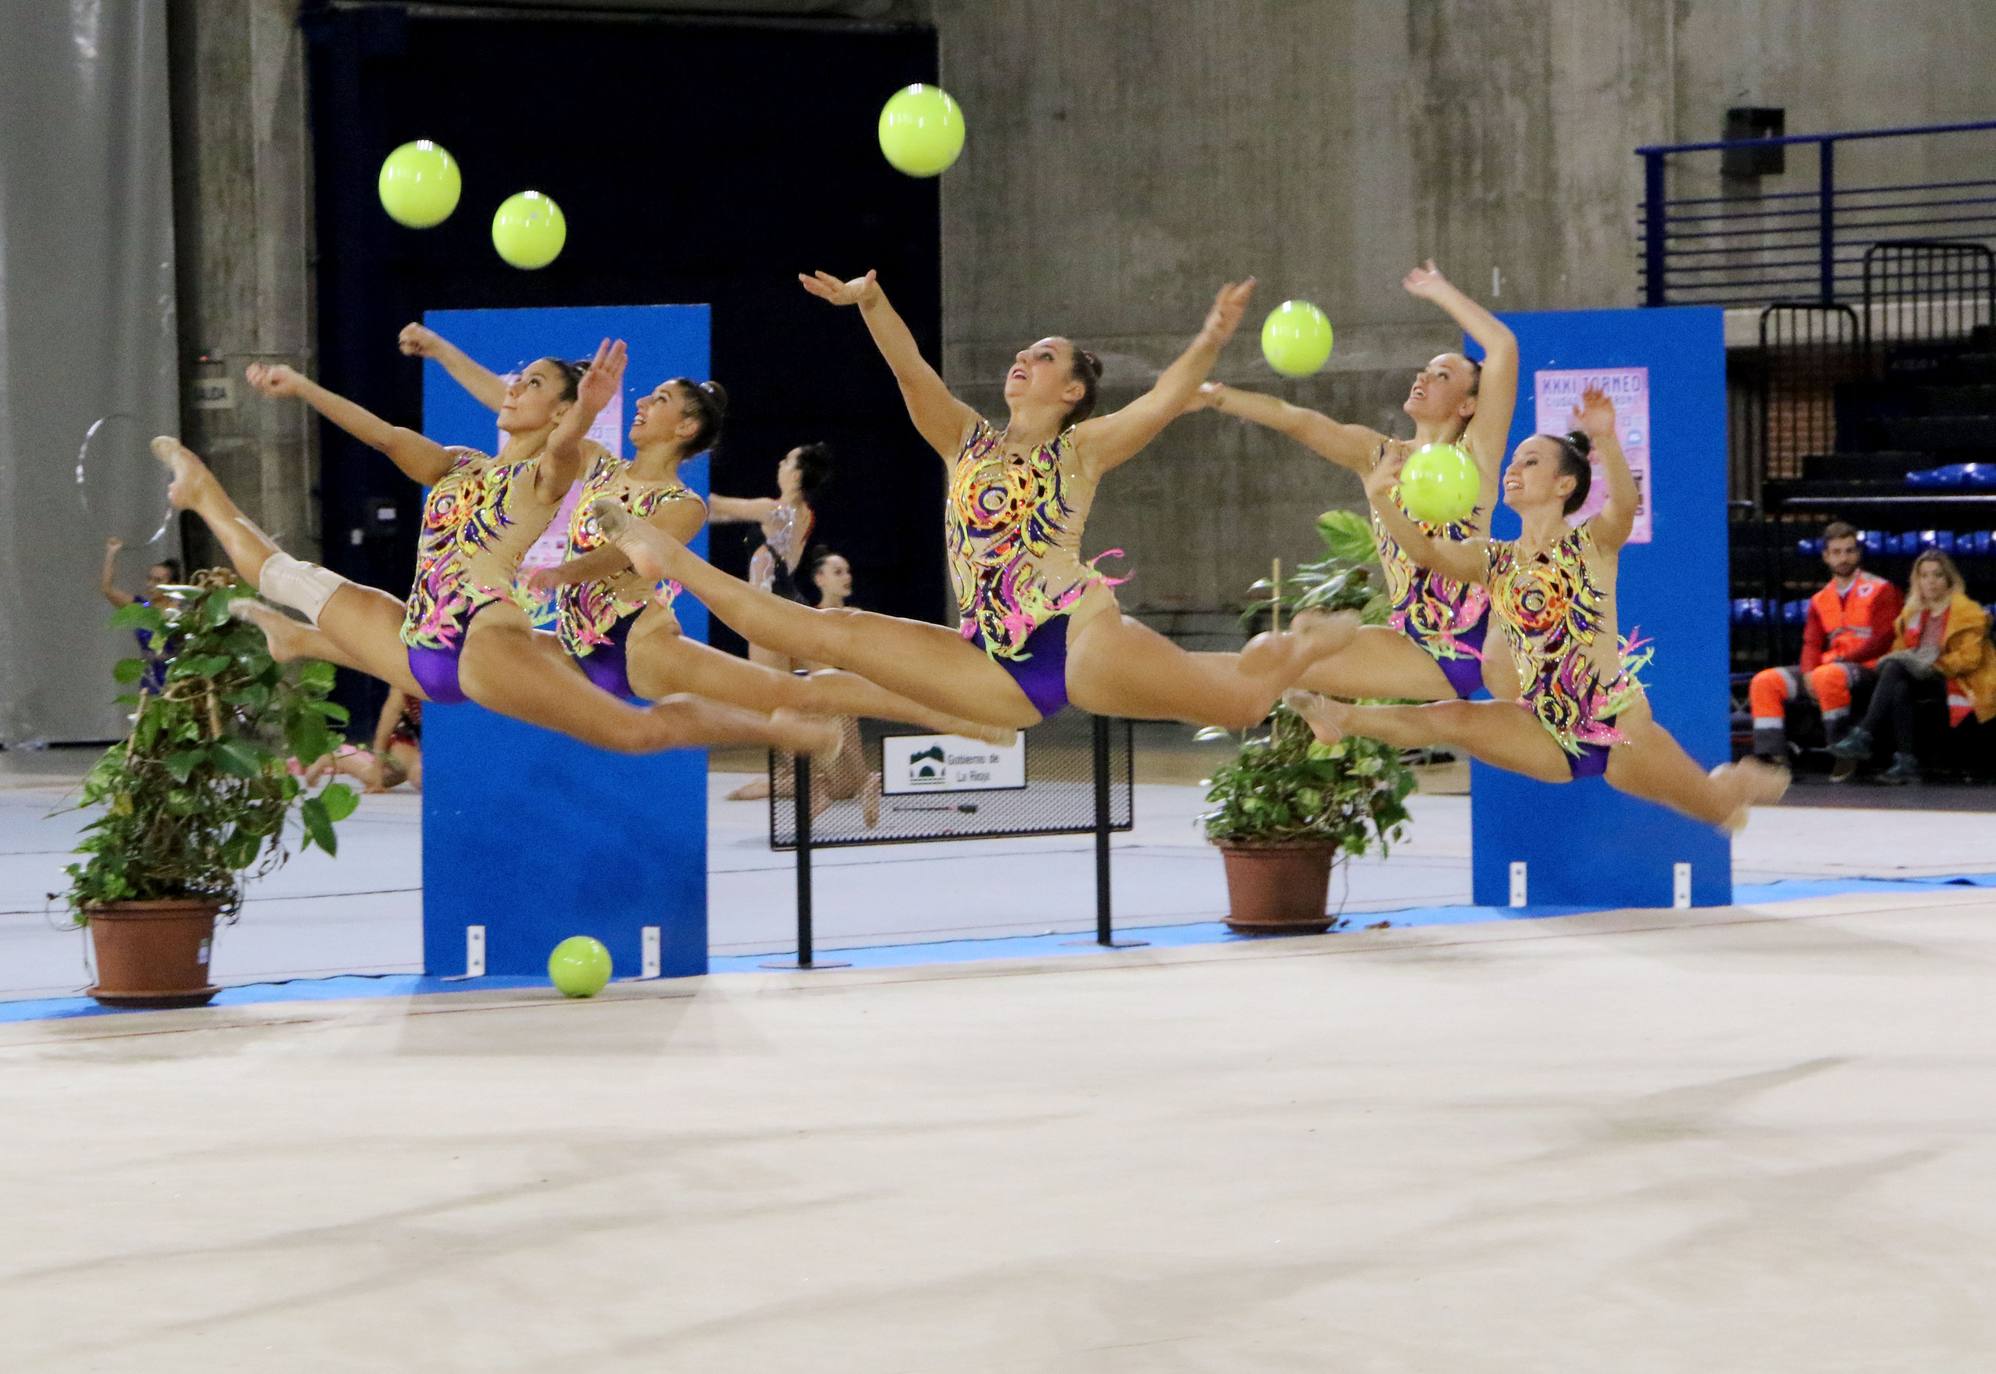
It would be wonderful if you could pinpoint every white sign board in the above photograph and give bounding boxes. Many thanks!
[881,731,1026,795]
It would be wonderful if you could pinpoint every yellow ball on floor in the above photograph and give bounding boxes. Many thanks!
[548,936,612,997]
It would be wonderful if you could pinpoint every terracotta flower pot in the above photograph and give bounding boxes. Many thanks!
[85,899,223,1008]
[1216,843,1337,934]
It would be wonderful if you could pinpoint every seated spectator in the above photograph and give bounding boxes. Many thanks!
[1827,550,1996,784]
[1749,521,1901,763]
[302,689,423,793]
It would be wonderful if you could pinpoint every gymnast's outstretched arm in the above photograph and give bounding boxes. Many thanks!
[1071,278,1256,479]
[1186,382,1386,473]
[1401,261,1518,477]
[244,362,456,488]
[707,494,778,524]
[1572,386,1637,553]
[397,323,509,414]
[800,268,980,460]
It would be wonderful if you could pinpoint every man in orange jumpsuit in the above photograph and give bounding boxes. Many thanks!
[1749,521,1903,766]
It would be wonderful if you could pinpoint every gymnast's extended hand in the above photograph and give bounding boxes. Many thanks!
[1401,258,1450,301]
[1569,384,1637,551]
[799,266,978,460]
[798,268,880,308]
[396,324,442,358]
[1364,444,1407,505]
[244,362,307,398]
[1568,384,1616,442]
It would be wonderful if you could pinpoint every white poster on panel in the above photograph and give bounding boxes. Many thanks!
[1532,366,1652,544]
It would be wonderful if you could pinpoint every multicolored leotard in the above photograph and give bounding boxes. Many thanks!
[1370,440,1493,693]
[1486,524,1650,759]
[400,447,498,654]
[556,453,702,661]
[399,444,594,704]
[457,454,575,619]
[946,419,1123,663]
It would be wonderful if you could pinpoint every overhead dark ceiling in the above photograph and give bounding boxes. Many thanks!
[397,0,911,18]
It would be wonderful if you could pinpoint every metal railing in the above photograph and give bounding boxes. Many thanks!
[1638,119,1996,308]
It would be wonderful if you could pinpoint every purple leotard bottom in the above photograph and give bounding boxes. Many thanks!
[405,604,504,706]
[966,616,1070,720]
[407,644,469,706]
[1567,715,1616,780]
[575,616,639,700]
[1415,612,1490,700]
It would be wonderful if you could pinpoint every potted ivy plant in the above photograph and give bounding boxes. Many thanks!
[61,570,358,1006]
[1199,509,1416,933]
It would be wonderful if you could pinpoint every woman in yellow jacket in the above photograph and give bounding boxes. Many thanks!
[1828,549,1996,783]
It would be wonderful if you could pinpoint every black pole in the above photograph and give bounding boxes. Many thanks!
[761,749,848,970]
[795,752,814,964]
[1065,716,1145,950]
[1093,714,1113,944]
[1818,140,1837,304]
[1642,151,1668,307]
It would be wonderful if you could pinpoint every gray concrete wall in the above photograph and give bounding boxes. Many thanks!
[933,0,1677,615]
[162,0,1996,620]
[929,0,1996,617]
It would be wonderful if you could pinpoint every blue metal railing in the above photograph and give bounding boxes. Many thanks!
[1638,119,1996,308]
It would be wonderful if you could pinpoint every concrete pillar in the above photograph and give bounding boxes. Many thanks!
[167,0,316,567]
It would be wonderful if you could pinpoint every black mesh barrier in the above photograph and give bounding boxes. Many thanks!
[767,711,1133,850]
[757,713,1139,968]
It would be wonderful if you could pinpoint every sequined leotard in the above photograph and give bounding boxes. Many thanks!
[945,419,1124,717]
[458,456,576,617]
[1486,524,1649,762]
[556,453,702,697]
[751,501,812,603]
[401,448,496,655]
[1369,439,1495,698]
[400,444,600,703]
[398,447,513,703]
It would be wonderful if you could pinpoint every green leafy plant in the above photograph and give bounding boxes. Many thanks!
[61,572,358,922]
[1200,504,1416,853]
[1240,507,1394,634]
[1199,706,1414,853]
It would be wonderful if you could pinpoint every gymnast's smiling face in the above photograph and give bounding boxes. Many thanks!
[629,381,692,449]
[1500,436,1581,516]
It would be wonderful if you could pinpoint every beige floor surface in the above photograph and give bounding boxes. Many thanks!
[2,886,1992,1372]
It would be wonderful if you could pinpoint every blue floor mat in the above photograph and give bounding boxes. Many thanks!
[7,871,1991,1024]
